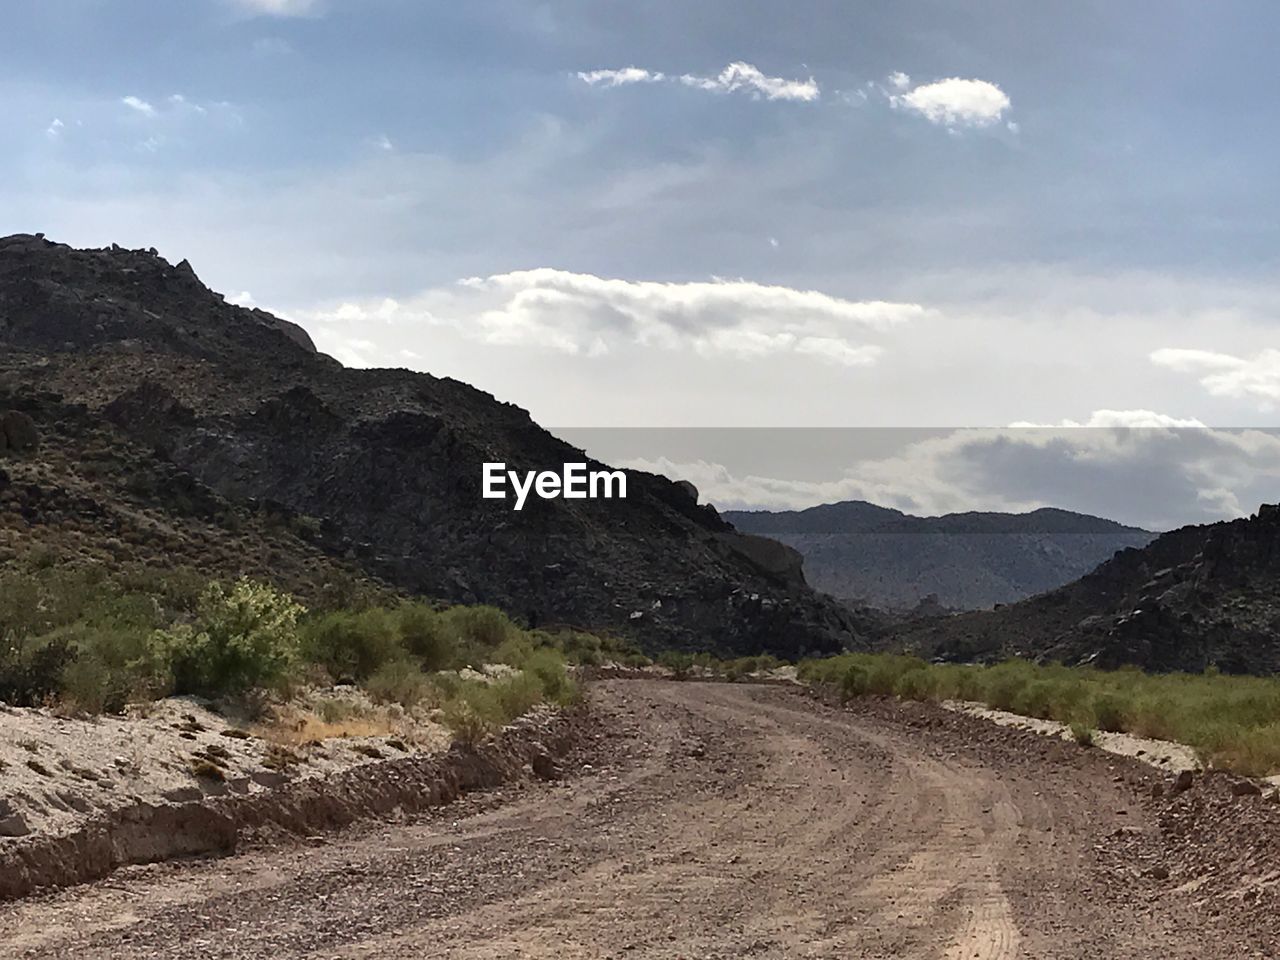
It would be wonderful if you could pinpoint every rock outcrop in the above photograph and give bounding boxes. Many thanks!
[893,505,1280,674]
[0,235,871,658]
[0,409,38,452]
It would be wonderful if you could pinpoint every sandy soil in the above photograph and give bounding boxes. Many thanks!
[2,680,1276,959]
[0,689,449,840]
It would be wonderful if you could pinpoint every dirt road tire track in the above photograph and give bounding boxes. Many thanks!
[1,681,1271,959]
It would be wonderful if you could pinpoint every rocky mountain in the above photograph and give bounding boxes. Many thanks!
[724,502,1154,610]
[0,234,868,658]
[892,505,1280,674]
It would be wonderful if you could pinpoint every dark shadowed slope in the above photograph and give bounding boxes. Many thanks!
[725,501,1154,610]
[892,504,1280,674]
[0,234,870,657]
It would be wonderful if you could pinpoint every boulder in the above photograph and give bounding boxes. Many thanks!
[0,410,38,451]
[0,799,30,837]
[718,531,806,586]
[674,480,699,503]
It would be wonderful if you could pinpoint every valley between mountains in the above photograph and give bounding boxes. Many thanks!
[5,237,1280,959]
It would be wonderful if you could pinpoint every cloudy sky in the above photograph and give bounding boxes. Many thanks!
[4,1,1280,528]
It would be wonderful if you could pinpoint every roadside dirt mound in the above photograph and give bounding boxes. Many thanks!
[0,706,577,901]
[0,691,450,842]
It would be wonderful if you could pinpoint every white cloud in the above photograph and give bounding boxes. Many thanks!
[577,67,665,87]
[168,94,207,115]
[891,77,1011,128]
[228,0,320,15]
[300,269,923,366]
[579,62,819,102]
[887,71,911,91]
[46,118,64,138]
[1152,347,1280,405]
[121,96,156,117]
[680,62,819,101]
[371,134,395,152]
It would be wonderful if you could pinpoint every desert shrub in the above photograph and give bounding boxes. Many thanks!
[801,652,1280,776]
[301,607,400,682]
[364,658,435,708]
[439,605,518,658]
[525,648,577,705]
[555,629,609,665]
[492,672,544,719]
[979,661,1036,712]
[156,578,304,695]
[862,655,927,696]
[1089,691,1128,732]
[838,664,869,701]
[493,633,537,668]
[658,650,696,680]
[55,623,168,713]
[395,603,457,671]
[0,572,46,639]
[439,696,496,745]
[893,665,937,701]
[0,635,75,706]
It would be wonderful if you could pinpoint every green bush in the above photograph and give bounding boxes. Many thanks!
[525,648,577,705]
[492,672,544,719]
[156,578,304,695]
[1089,691,1128,732]
[0,635,75,707]
[395,603,457,671]
[55,623,168,713]
[839,665,869,701]
[364,658,435,708]
[301,608,400,682]
[799,652,1280,777]
[440,605,518,657]
[658,650,695,680]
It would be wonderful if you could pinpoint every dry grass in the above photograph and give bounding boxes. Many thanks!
[254,708,402,747]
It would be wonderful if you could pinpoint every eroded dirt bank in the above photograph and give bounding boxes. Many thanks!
[3,680,1277,959]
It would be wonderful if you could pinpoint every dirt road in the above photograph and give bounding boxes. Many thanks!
[2,681,1271,958]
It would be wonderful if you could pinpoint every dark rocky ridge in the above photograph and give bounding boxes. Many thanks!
[725,501,1154,610]
[893,505,1280,674]
[0,234,867,657]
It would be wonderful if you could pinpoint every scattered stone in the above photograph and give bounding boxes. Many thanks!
[1171,770,1194,794]
[1230,780,1262,798]
[530,752,562,781]
[0,799,30,837]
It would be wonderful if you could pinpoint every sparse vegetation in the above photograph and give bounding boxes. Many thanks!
[0,562,592,751]
[799,653,1280,777]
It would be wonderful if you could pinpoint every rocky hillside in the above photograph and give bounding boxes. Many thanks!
[893,505,1280,674]
[0,234,867,658]
[724,501,1154,610]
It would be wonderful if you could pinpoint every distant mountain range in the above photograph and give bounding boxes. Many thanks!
[724,501,1155,611]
